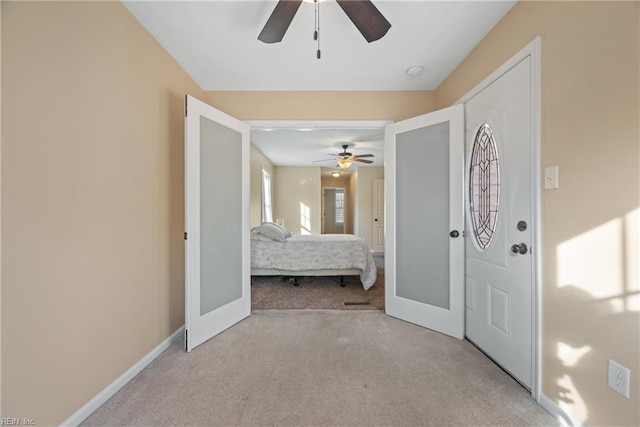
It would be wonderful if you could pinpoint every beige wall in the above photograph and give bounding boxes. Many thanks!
[354,167,385,250]
[249,143,275,228]
[205,91,435,122]
[274,167,321,234]
[1,2,204,424]
[436,2,639,425]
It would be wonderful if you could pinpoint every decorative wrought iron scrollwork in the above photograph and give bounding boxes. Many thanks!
[469,123,500,251]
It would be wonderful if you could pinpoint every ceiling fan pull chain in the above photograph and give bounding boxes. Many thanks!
[313,0,318,41]
[316,0,321,59]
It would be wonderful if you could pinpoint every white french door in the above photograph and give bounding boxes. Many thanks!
[185,95,250,352]
[385,104,465,339]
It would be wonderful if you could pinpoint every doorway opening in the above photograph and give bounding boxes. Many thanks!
[322,187,346,234]
[247,120,388,312]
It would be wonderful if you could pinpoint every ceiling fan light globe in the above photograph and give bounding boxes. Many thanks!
[337,158,353,169]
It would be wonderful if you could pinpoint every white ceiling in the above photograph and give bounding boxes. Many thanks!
[123,0,515,91]
[123,0,516,167]
[250,121,386,173]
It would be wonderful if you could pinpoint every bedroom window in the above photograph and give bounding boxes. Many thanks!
[335,189,345,224]
[300,203,311,234]
[262,169,273,223]
[469,123,500,251]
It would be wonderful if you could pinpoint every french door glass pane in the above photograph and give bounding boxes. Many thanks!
[200,116,243,315]
[396,122,450,309]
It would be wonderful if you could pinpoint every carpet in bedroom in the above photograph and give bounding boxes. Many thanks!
[251,270,385,311]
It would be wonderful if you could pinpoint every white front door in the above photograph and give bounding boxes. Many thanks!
[464,57,533,387]
[385,104,465,339]
[372,178,384,253]
[185,95,250,352]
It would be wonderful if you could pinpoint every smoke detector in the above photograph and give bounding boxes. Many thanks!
[407,66,424,77]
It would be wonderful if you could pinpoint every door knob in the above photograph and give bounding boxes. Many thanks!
[511,243,528,255]
[450,230,460,238]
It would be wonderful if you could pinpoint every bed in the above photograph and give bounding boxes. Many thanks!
[250,223,377,290]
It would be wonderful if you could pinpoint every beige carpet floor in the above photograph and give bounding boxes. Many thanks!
[251,270,385,311]
[82,310,557,427]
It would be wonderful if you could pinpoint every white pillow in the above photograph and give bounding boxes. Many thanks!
[250,232,280,242]
[270,222,292,236]
[251,222,291,242]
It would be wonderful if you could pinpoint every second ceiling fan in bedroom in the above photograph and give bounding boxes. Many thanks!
[258,0,391,58]
[315,144,374,169]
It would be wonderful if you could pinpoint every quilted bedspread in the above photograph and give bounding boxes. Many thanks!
[250,234,377,290]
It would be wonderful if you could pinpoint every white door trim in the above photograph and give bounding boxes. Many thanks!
[246,120,392,130]
[456,37,542,400]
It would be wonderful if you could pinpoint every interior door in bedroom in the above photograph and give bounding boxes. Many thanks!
[322,188,345,234]
[185,95,250,352]
[385,104,465,339]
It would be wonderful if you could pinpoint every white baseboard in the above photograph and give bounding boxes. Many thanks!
[539,393,583,427]
[60,326,185,427]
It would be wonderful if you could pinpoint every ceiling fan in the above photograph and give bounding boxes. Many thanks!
[315,144,374,169]
[258,0,391,46]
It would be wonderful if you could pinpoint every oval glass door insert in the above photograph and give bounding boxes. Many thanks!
[469,123,500,251]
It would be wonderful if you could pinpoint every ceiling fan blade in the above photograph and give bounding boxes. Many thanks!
[353,158,374,164]
[352,154,374,158]
[335,0,391,43]
[313,158,335,163]
[258,0,303,44]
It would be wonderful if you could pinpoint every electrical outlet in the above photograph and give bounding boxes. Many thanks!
[607,359,631,398]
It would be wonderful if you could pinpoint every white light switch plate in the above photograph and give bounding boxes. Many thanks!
[544,166,559,190]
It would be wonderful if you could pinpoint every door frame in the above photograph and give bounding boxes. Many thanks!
[321,186,346,234]
[372,178,384,253]
[456,37,541,400]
